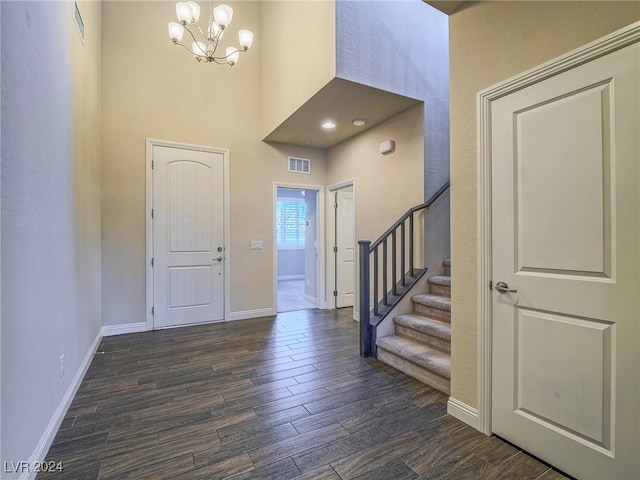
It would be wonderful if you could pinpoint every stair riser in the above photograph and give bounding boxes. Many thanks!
[377,349,451,395]
[428,283,451,298]
[395,325,451,354]
[413,303,451,323]
[443,264,451,277]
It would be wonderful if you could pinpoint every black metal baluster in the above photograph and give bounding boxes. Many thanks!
[373,247,379,317]
[409,214,414,277]
[401,222,406,286]
[382,238,388,305]
[392,230,397,296]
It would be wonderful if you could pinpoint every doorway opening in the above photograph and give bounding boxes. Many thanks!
[276,187,319,312]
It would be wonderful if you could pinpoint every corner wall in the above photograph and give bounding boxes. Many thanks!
[336,0,449,195]
[261,0,336,138]
[101,1,327,327]
[326,105,425,314]
[336,0,450,276]
[449,0,640,407]
[0,1,102,474]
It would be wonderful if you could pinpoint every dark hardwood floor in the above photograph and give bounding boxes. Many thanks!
[39,308,570,479]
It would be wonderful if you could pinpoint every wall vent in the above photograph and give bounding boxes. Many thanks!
[73,2,85,45]
[288,157,311,174]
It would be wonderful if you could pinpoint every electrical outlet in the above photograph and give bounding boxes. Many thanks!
[59,355,65,377]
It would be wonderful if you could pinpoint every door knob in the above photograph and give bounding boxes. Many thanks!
[495,281,517,293]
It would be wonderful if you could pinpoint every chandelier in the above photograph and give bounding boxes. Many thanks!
[168,1,253,66]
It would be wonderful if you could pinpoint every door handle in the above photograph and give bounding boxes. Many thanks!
[213,256,223,262]
[495,281,517,294]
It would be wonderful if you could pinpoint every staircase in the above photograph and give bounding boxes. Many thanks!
[376,258,451,394]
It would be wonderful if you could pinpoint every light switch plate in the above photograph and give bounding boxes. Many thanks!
[250,240,263,250]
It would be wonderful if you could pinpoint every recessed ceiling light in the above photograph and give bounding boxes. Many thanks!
[352,118,366,127]
[304,141,311,145]
[321,120,336,129]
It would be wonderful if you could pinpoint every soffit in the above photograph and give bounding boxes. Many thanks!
[263,78,420,149]
[423,1,468,15]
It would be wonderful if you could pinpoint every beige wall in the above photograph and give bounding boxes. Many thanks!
[261,0,336,138]
[449,1,640,406]
[327,105,425,311]
[101,1,327,326]
[73,0,103,342]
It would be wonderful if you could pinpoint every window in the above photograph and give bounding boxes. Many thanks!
[276,198,306,249]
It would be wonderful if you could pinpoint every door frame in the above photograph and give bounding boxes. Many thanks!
[476,22,640,435]
[272,182,326,311]
[326,180,356,317]
[146,138,231,331]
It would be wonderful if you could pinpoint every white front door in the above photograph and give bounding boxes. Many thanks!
[491,43,639,479]
[152,145,225,328]
[335,189,354,308]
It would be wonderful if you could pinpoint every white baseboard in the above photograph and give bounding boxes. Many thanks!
[101,321,148,337]
[447,396,480,431]
[277,275,304,281]
[353,310,359,321]
[227,307,277,322]
[20,329,102,480]
[303,294,317,304]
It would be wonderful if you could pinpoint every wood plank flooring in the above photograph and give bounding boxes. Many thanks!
[39,309,571,479]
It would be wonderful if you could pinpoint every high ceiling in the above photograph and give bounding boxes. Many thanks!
[263,78,420,149]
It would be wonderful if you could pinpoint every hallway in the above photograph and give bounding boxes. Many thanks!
[278,279,316,312]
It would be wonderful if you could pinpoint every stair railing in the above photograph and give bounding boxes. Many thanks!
[358,180,450,358]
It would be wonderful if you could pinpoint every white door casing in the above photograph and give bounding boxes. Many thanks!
[151,144,225,328]
[272,182,326,311]
[336,189,354,308]
[481,27,639,480]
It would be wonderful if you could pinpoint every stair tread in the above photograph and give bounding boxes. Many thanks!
[394,314,451,340]
[428,275,451,286]
[376,335,451,378]
[411,294,451,311]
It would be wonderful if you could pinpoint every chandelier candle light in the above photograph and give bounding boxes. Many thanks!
[168,1,253,65]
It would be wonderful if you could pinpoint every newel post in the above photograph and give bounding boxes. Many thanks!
[358,240,371,358]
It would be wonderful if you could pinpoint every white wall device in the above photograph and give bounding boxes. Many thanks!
[379,140,396,155]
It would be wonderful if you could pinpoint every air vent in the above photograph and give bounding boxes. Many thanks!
[73,2,85,44]
[288,156,311,174]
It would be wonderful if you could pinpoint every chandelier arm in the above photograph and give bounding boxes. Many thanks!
[184,23,222,57]
[192,22,206,38]
[213,47,244,62]
[174,41,197,55]
[208,37,220,57]
[183,25,200,45]
[182,25,207,56]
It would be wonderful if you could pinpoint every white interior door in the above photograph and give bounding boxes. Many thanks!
[335,189,354,308]
[153,145,225,328]
[491,43,639,479]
